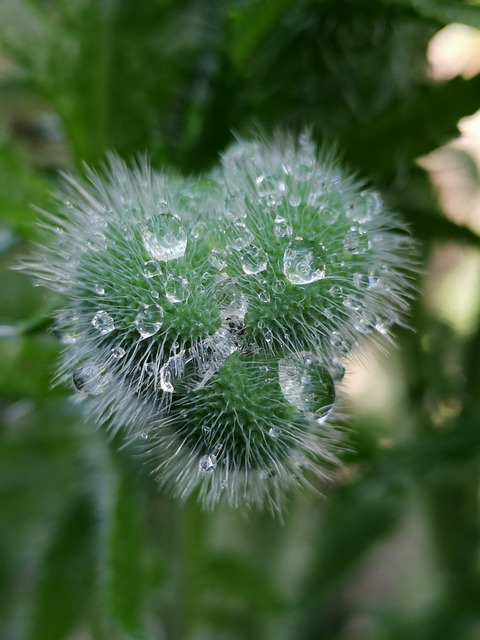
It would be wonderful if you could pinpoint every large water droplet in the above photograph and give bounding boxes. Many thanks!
[208,248,227,270]
[72,363,112,396]
[143,260,162,279]
[91,310,115,335]
[214,274,248,324]
[241,245,268,275]
[199,454,217,474]
[134,305,164,338]
[278,352,335,422]
[142,214,187,262]
[165,274,190,303]
[56,310,80,344]
[195,328,238,389]
[283,237,326,285]
[273,215,292,238]
[229,220,254,251]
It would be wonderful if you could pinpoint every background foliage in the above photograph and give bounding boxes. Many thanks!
[1,1,480,638]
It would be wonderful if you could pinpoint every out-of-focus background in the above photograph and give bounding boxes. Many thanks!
[1,2,480,639]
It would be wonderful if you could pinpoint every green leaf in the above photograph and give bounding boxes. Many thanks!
[383,0,480,29]
[0,333,61,399]
[0,143,53,236]
[303,468,406,596]
[204,552,286,613]
[28,496,98,640]
[229,0,297,67]
[339,75,480,181]
[106,475,151,639]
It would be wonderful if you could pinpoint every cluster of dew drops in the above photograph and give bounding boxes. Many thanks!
[59,135,406,487]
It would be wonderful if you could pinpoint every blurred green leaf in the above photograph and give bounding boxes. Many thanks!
[106,475,152,639]
[0,143,53,236]
[384,0,480,29]
[229,0,296,67]
[28,496,98,640]
[339,75,480,181]
[0,335,60,399]
[205,551,286,613]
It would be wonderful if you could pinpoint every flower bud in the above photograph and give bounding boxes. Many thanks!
[23,134,417,512]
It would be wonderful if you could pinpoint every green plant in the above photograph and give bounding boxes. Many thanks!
[23,132,417,512]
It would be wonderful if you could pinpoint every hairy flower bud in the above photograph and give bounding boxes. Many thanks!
[23,133,417,512]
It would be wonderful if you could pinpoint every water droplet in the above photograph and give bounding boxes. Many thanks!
[330,357,345,382]
[330,331,349,354]
[321,207,340,225]
[165,274,190,303]
[140,432,149,440]
[94,284,105,295]
[195,329,238,389]
[220,479,228,489]
[287,190,302,208]
[329,284,343,298]
[199,454,217,474]
[72,363,112,396]
[344,295,361,311]
[272,279,286,294]
[91,310,115,335]
[283,238,326,285]
[214,274,248,323]
[142,214,187,262]
[278,352,335,422]
[56,310,80,344]
[353,272,369,289]
[229,220,254,250]
[375,317,394,335]
[273,215,292,238]
[240,245,268,275]
[111,346,126,359]
[268,427,280,438]
[208,248,227,270]
[134,305,164,338]
[293,158,314,181]
[159,362,174,392]
[354,309,376,334]
[143,260,162,279]
[344,228,368,255]
[256,175,278,198]
[224,194,246,219]
[258,290,270,303]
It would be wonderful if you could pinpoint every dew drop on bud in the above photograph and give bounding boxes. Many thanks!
[283,237,326,285]
[111,346,126,359]
[240,245,268,275]
[273,215,292,238]
[165,274,190,303]
[134,305,164,338]
[91,310,115,335]
[143,260,162,279]
[72,363,112,396]
[142,214,187,262]
[199,454,217,474]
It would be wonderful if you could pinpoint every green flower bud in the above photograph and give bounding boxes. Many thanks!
[22,133,417,512]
